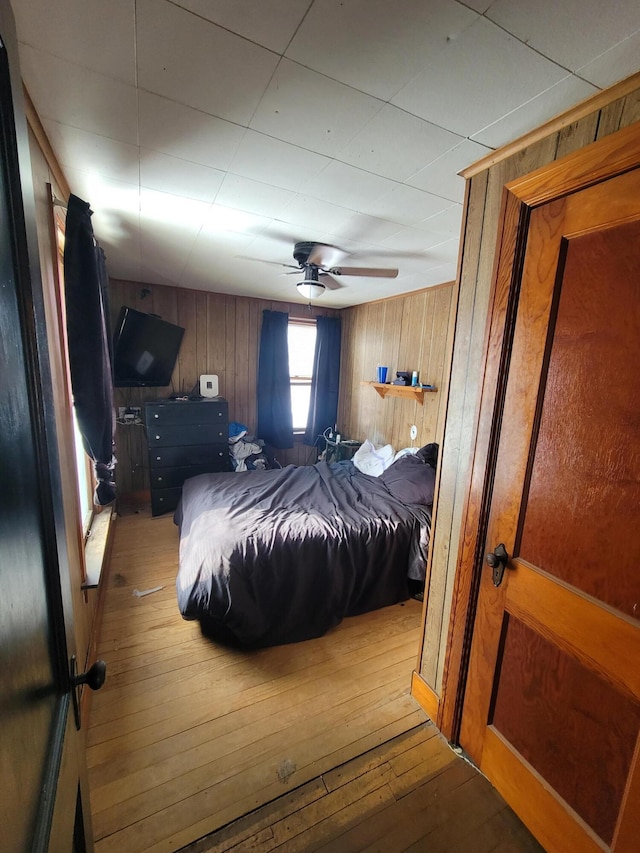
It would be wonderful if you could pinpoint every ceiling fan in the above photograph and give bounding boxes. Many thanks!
[246,241,399,299]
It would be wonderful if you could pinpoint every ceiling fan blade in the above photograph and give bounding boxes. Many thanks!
[329,266,398,278]
[237,255,300,270]
[307,242,346,268]
[319,273,344,290]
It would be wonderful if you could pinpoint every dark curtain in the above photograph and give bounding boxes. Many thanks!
[304,315,342,446]
[257,310,293,449]
[63,194,116,505]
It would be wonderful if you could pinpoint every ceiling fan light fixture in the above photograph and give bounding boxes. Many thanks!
[297,280,325,299]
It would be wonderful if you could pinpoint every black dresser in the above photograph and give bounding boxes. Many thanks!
[144,399,231,516]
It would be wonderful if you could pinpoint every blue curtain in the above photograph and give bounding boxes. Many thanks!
[63,194,116,505]
[304,315,342,446]
[257,310,294,449]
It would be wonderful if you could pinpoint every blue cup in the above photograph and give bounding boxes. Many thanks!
[376,365,388,383]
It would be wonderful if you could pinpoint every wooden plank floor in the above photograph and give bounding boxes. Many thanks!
[87,507,542,853]
[179,725,544,853]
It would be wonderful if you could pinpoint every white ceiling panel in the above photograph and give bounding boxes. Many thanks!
[392,16,568,137]
[407,139,493,203]
[303,161,396,211]
[336,105,464,182]
[215,175,296,219]
[487,0,640,72]
[418,204,464,239]
[138,93,245,172]
[19,45,138,145]
[42,121,140,185]
[169,0,311,54]
[577,30,640,89]
[367,184,452,228]
[229,130,331,192]
[249,59,383,157]
[13,0,135,85]
[286,0,479,101]
[278,195,357,237]
[12,0,640,307]
[136,0,279,125]
[472,74,599,149]
[139,149,225,203]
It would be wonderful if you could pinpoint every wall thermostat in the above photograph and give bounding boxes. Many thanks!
[199,374,219,398]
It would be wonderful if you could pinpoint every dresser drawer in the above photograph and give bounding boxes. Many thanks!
[150,463,231,489]
[150,487,183,517]
[147,423,226,447]
[145,400,228,426]
[149,444,231,469]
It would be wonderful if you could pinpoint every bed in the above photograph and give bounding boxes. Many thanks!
[174,443,437,647]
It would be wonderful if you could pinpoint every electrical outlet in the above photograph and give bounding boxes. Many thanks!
[119,406,141,421]
[410,424,418,441]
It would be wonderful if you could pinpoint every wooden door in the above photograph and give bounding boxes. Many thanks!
[0,2,93,850]
[459,142,640,851]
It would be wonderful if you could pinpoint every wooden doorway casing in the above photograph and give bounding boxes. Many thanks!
[437,121,640,849]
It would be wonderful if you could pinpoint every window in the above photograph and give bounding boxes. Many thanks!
[288,321,316,431]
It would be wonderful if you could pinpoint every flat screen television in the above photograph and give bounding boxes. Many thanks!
[112,306,184,387]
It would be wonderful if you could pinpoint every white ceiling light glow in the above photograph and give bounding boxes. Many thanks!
[296,280,325,300]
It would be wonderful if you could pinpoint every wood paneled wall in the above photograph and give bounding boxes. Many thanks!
[419,74,640,697]
[338,283,454,452]
[110,279,340,496]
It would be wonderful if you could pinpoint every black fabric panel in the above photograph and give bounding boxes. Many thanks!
[304,314,341,446]
[63,194,116,505]
[256,309,293,449]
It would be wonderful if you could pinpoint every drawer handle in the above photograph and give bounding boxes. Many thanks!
[156,456,162,461]
[154,413,159,419]
[157,476,163,482]
[155,435,160,440]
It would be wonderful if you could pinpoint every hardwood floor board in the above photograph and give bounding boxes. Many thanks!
[89,667,414,810]
[178,778,329,853]
[359,774,503,853]
[92,619,418,717]
[322,723,437,793]
[91,682,421,841]
[314,758,477,853]
[89,621,420,737]
[270,786,396,853]
[87,647,414,768]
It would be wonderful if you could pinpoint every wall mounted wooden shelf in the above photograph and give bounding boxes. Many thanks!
[362,381,437,404]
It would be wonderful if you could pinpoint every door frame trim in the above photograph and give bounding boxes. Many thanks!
[438,119,640,744]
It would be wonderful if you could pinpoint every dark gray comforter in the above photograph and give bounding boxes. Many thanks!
[174,459,432,647]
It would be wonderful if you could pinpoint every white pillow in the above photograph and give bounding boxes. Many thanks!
[353,439,395,476]
[392,447,418,463]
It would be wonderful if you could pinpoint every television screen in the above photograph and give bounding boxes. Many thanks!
[112,306,184,387]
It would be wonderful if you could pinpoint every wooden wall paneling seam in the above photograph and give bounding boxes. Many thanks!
[436,189,529,743]
[619,90,640,127]
[418,175,484,686]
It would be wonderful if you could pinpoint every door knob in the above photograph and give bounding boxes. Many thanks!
[70,656,106,729]
[486,543,509,587]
